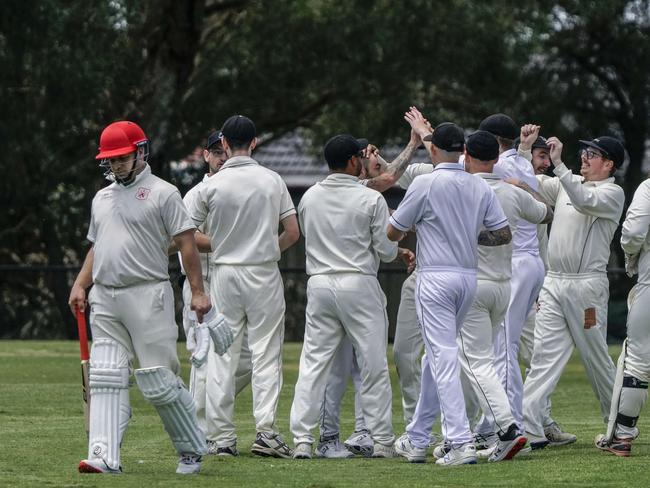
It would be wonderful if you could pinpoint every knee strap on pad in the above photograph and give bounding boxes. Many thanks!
[88,339,131,470]
[616,375,649,428]
[135,366,206,456]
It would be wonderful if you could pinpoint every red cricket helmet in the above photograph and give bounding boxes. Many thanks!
[96,121,148,160]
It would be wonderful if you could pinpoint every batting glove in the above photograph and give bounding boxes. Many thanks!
[190,323,210,367]
[201,308,234,356]
[184,308,198,354]
[625,253,639,277]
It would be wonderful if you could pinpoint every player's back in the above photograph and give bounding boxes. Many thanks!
[299,174,396,276]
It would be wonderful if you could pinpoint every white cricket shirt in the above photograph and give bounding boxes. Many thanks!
[88,165,195,287]
[390,162,508,272]
[476,173,548,281]
[538,163,624,274]
[621,179,650,285]
[299,173,398,276]
[189,156,296,265]
[397,163,434,189]
[494,148,540,255]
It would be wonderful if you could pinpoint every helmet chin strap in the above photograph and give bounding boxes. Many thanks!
[115,158,141,186]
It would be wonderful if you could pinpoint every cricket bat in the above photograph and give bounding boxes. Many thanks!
[75,307,90,434]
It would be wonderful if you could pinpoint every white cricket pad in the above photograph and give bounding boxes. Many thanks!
[134,366,207,455]
[606,339,627,441]
[88,339,131,471]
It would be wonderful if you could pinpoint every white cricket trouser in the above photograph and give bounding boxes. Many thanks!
[320,335,366,439]
[182,278,253,437]
[498,252,544,428]
[393,271,424,424]
[523,272,616,439]
[291,273,394,446]
[622,283,650,381]
[406,269,477,448]
[208,263,286,446]
[89,281,180,372]
[458,279,516,435]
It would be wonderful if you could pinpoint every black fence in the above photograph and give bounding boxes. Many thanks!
[0,260,635,342]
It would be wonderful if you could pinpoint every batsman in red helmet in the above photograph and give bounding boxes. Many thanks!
[68,121,215,475]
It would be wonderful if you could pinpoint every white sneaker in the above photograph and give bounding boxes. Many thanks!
[435,443,477,466]
[473,431,498,450]
[544,422,577,446]
[394,433,426,463]
[78,459,121,474]
[433,440,451,460]
[371,443,397,458]
[293,442,313,459]
[317,438,354,458]
[176,454,202,474]
[476,443,497,459]
[488,435,527,462]
[251,432,293,459]
[344,429,374,457]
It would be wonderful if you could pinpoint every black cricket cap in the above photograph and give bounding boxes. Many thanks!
[422,122,465,152]
[579,136,625,168]
[515,135,550,151]
[323,134,369,167]
[479,113,518,140]
[466,130,499,161]
[206,131,223,149]
[221,115,256,143]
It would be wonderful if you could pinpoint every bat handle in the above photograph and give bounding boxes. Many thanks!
[76,307,90,361]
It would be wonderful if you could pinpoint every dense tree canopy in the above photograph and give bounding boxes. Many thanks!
[1,0,648,337]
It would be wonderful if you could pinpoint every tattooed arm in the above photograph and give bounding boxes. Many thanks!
[364,136,420,193]
[477,224,512,246]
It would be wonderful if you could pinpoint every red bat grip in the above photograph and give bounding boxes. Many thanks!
[76,308,90,361]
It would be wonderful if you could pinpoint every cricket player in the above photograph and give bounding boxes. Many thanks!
[68,121,218,474]
[520,136,625,446]
[290,134,416,459]
[177,131,252,455]
[188,115,300,458]
[475,114,547,438]
[388,122,511,466]
[595,177,650,456]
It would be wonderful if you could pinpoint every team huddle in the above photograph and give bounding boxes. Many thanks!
[67,108,650,474]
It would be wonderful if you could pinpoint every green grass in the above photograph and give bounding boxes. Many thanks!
[0,341,647,487]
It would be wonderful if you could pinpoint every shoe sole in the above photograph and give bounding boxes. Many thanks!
[547,438,577,446]
[251,446,293,459]
[78,460,120,474]
[344,443,374,457]
[489,436,527,462]
[316,452,354,459]
[436,457,477,466]
[394,444,426,463]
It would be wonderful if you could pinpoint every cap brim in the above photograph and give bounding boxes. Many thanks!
[422,133,433,142]
[95,147,136,159]
[357,138,369,150]
[579,139,608,156]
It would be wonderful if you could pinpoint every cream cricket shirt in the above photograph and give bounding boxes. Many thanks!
[390,163,507,272]
[476,173,548,281]
[538,163,624,275]
[88,165,195,287]
[299,173,397,276]
[180,174,212,279]
[189,156,296,265]
[494,149,540,255]
[621,179,650,285]
[397,163,434,189]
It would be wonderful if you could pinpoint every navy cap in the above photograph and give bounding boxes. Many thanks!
[221,115,256,143]
[466,130,499,161]
[206,131,222,149]
[579,136,625,168]
[478,113,518,140]
[423,122,465,152]
[323,134,369,167]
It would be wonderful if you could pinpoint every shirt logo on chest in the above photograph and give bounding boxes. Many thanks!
[135,187,151,200]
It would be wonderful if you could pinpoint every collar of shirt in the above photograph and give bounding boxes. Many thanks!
[434,162,464,171]
[321,173,359,186]
[221,155,259,170]
[117,164,151,189]
[501,148,517,159]
[475,172,500,180]
[202,173,211,183]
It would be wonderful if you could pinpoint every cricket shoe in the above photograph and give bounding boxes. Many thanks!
[435,443,477,466]
[293,442,313,459]
[78,459,121,474]
[394,433,426,463]
[316,438,354,458]
[595,434,632,457]
[544,422,577,446]
[176,454,202,474]
[207,440,239,457]
[344,429,374,457]
[251,432,293,459]
[488,425,527,462]
[473,431,498,450]
[432,440,451,460]
[476,443,497,459]
[371,443,397,458]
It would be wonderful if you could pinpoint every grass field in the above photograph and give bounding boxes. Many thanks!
[0,341,648,487]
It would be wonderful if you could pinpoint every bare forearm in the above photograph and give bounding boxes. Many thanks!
[73,247,94,289]
[178,238,205,295]
[478,226,512,246]
[278,231,295,252]
[385,141,418,177]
